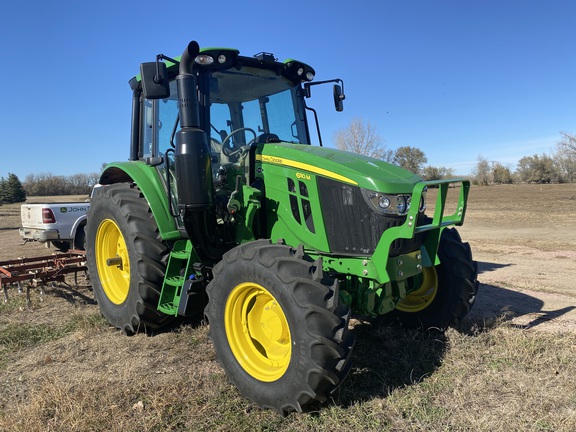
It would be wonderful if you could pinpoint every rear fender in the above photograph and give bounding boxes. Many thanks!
[98,161,180,240]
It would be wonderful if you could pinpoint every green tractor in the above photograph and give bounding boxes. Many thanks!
[85,40,478,414]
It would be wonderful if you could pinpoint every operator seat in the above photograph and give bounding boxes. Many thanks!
[255,133,281,144]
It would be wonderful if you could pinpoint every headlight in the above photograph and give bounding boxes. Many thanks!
[419,187,428,212]
[362,189,426,216]
[396,195,410,214]
[195,54,214,65]
[378,195,391,210]
[362,190,411,216]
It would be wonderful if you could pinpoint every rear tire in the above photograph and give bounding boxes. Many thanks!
[387,227,478,330]
[205,240,355,414]
[85,183,171,334]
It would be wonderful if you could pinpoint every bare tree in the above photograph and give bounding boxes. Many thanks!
[23,172,100,196]
[554,132,576,183]
[558,131,576,156]
[89,172,101,188]
[333,118,392,161]
[473,156,491,186]
[393,146,428,175]
[69,173,90,194]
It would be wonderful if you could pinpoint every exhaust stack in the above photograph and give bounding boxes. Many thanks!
[174,41,220,262]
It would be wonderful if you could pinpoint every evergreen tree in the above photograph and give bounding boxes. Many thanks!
[0,177,6,205]
[0,173,26,204]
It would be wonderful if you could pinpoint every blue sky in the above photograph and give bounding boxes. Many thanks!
[1,0,574,180]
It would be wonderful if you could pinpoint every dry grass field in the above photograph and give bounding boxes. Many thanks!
[1,184,575,431]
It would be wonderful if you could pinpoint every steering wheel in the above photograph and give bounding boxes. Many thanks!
[221,128,257,157]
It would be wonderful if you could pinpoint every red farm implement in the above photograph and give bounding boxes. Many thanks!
[1,252,87,306]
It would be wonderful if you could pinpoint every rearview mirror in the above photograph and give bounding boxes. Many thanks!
[333,84,345,112]
[140,62,170,99]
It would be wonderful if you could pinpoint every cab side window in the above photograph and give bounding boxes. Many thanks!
[158,96,179,156]
[141,99,155,158]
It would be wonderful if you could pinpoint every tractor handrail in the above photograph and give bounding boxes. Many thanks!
[370,178,470,283]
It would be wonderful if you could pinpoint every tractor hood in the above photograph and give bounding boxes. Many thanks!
[257,143,421,193]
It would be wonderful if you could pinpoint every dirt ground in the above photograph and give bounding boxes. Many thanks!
[1,183,575,332]
[458,183,576,332]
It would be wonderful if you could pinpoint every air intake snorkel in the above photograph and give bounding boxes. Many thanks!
[174,41,221,263]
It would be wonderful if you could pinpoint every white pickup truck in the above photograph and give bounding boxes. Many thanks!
[19,201,90,251]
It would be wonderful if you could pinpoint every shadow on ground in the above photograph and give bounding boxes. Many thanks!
[465,281,575,330]
[334,320,448,407]
[49,282,96,305]
[335,263,576,407]
[2,279,95,308]
[476,260,513,274]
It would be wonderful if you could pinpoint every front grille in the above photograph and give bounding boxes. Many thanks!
[317,177,423,256]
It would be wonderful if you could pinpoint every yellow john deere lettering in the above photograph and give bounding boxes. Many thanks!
[257,154,357,185]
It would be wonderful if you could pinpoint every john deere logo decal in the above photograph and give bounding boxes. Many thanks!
[256,154,357,185]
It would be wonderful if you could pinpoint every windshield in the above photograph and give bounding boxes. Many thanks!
[151,65,309,160]
[208,66,308,147]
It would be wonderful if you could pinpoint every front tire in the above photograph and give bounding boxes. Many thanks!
[388,227,478,330]
[85,183,171,334]
[205,240,355,414]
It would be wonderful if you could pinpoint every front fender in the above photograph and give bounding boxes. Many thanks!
[98,161,180,240]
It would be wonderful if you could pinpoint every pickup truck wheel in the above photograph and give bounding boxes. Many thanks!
[388,228,478,330]
[73,225,86,251]
[205,240,355,414]
[52,241,70,252]
[86,183,171,334]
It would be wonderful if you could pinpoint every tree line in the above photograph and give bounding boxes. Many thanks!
[334,119,576,185]
[2,125,574,205]
[473,132,576,185]
[0,172,100,205]
[22,172,100,196]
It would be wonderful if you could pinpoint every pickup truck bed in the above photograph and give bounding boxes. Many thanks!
[20,202,89,251]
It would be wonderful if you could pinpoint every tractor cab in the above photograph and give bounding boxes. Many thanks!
[134,45,342,171]
[130,44,345,258]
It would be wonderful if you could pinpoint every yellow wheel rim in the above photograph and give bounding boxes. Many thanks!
[225,282,291,382]
[396,267,438,313]
[95,219,130,305]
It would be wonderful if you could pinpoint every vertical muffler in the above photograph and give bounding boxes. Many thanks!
[174,41,220,262]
